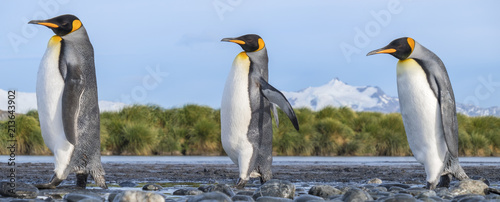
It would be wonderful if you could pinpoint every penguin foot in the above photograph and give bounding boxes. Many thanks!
[437,174,452,188]
[235,178,248,189]
[35,174,63,189]
[76,173,88,189]
[93,175,108,189]
[426,181,438,190]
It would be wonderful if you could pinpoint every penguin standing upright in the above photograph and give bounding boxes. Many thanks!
[29,14,107,189]
[221,34,299,188]
[367,37,469,189]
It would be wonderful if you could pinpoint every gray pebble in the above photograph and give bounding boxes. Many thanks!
[401,187,435,197]
[367,178,383,184]
[308,185,341,199]
[253,179,295,200]
[112,190,165,202]
[173,188,203,195]
[236,191,255,196]
[204,184,235,197]
[485,194,500,200]
[187,191,232,202]
[378,183,411,189]
[471,176,490,186]
[388,186,405,192]
[341,187,373,202]
[142,184,163,191]
[0,181,38,199]
[255,196,293,202]
[232,195,255,202]
[118,181,137,187]
[293,194,325,202]
[64,193,103,202]
[450,179,488,195]
[369,191,393,200]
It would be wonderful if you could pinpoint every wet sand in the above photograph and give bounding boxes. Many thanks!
[6,162,499,186]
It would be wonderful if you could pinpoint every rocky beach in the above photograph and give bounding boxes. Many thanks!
[1,160,499,201]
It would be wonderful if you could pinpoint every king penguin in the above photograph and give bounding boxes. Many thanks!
[29,14,107,189]
[221,34,299,188]
[367,37,469,189]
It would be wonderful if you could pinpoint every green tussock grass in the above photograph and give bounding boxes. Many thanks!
[0,104,499,157]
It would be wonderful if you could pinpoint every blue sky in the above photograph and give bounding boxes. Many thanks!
[1,1,499,109]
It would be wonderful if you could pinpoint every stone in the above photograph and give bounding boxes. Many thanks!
[293,194,325,202]
[485,194,500,200]
[368,191,393,200]
[187,191,232,202]
[341,187,373,202]
[252,179,295,200]
[416,190,437,198]
[64,193,104,202]
[419,196,446,202]
[108,193,119,202]
[173,188,203,195]
[0,181,38,199]
[232,195,255,202]
[450,179,488,196]
[203,184,235,197]
[295,188,307,195]
[369,186,388,193]
[255,196,293,202]
[118,181,137,187]
[377,193,417,202]
[142,184,163,191]
[308,185,341,199]
[198,185,211,192]
[471,176,490,186]
[434,187,450,197]
[388,186,405,192]
[452,194,485,202]
[112,191,165,202]
[378,183,411,189]
[236,191,255,196]
[367,178,383,184]
[401,187,435,197]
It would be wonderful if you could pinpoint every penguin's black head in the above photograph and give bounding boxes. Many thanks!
[366,37,415,60]
[221,34,265,52]
[29,14,82,36]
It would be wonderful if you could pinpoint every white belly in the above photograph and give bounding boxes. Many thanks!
[36,36,74,178]
[220,52,253,167]
[397,59,447,182]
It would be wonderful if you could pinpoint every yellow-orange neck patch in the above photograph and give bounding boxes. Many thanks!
[71,20,82,33]
[256,38,265,52]
[237,51,249,60]
[407,37,415,53]
[48,35,62,47]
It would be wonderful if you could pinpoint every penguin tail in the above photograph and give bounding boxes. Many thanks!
[443,154,469,181]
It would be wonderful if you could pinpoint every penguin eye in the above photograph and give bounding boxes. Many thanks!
[61,22,68,26]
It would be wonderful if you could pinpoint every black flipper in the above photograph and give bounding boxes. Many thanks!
[62,62,85,145]
[258,77,299,131]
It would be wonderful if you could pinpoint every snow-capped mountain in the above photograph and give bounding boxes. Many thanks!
[283,78,399,113]
[283,78,500,117]
[0,89,127,114]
